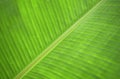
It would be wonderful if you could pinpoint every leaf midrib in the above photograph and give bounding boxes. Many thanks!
[15,0,104,78]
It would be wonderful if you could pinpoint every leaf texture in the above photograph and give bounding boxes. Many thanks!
[0,0,120,79]
[23,0,120,79]
[0,0,100,78]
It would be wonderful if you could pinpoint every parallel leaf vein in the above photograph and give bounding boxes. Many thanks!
[15,0,104,79]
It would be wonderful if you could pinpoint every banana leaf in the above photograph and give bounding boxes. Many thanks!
[0,0,120,79]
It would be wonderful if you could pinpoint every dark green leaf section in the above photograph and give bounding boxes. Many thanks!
[23,0,120,79]
[0,0,100,79]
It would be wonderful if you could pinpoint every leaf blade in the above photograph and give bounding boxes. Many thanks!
[15,0,103,78]
[22,0,120,79]
[0,0,100,79]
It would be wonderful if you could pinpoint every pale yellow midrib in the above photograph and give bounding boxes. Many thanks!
[15,0,105,79]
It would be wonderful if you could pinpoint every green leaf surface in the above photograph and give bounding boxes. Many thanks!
[0,0,120,79]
